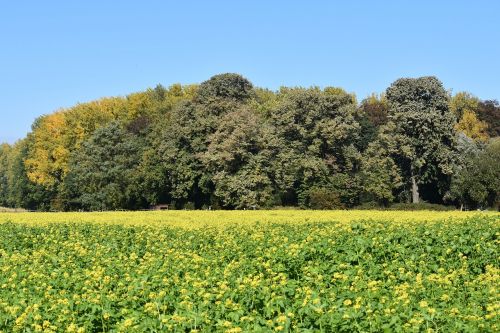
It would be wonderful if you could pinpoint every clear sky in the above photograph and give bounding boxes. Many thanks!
[1,0,499,143]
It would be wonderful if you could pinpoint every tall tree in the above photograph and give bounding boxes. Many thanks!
[63,122,143,211]
[154,73,254,208]
[385,77,456,203]
[4,139,52,210]
[0,144,11,206]
[24,112,69,189]
[268,87,361,207]
[201,107,279,208]
[360,122,404,205]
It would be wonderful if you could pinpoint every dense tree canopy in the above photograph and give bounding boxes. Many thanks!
[450,92,490,142]
[0,73,498,210]
[384,77,456,203]
[62,122,144,211]
[448,139,500,209]
[477,100,500,137]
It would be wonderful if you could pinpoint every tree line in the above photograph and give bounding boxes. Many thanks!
[0,74,499,211]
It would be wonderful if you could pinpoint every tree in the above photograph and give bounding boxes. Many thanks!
[201,107,279,208]
[360,123,404,205]
[2,139,53,210]
[24,112,69,189]
[4,72,497,211]
[268,87,362,207]
[449,91,479,119]
[63,122,143,211]
[196,73,253,102]
[0,144,11,206]
[450,92,489,142]
[477,100,500,137]
[153,73,254,208]
[356,93,389,151]
[455,109,489,143]
[448,139,500,210]
[385,76,456,203]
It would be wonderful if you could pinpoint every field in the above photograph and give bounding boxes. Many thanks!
[0,211,498,332]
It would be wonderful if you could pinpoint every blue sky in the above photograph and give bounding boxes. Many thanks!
[1,1,499,143]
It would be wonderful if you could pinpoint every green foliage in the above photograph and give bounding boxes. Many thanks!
[0,215,498,331]
[448,139,500,210]
[360,123,404,205]
[388,202,456,211]
[304,187,344,209]
[201,108,279,209]
[384,76,457,203]
[268,87,361,207]
[152,74,255,208]
[63,122,144,211]
[0,144,11,207]
[356,93,389,151]
[1,73,498,211]
[476,100,500,137]
[196,73,253,101]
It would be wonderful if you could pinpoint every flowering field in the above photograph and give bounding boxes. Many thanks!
[0,211,498,332]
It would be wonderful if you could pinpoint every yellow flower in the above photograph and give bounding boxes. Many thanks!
[344,299,352,306]
[225,328,242,333]
[419,301,428,308]
[122,318,134,328]
[276,315,287,323]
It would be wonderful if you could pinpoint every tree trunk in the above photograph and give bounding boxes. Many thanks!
[411,175,419,204]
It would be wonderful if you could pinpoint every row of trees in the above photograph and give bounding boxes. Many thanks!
[0,74,499,211]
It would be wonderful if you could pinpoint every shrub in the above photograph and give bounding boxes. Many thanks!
[389,202,456,211]
[307,188,345,209]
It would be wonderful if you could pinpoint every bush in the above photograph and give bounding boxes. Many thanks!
[270,206,301,210]
[354,201,383,210]
[307,188,345,210]
[389,202,456,211]
[183,202,196,210]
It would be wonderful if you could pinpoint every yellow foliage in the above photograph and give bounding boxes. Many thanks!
[25,112,69,187]
[455,109,489,142]
[450,92,479,118]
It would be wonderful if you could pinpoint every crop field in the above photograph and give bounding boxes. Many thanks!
[0,211,499,332]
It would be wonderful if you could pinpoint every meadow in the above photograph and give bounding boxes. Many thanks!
[0,210,498,332]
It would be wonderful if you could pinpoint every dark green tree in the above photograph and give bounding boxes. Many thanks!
[2,139,53,210]
[384,77,456,203]
[268,87,362,207]
[154,73,254,208]
[448,138,500,210]
[0,144,11,206]
[360,122,404,206]
[477,100,500,137]
[63,122,144,211]
[196,73,253,102]
[201,107,280,208]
